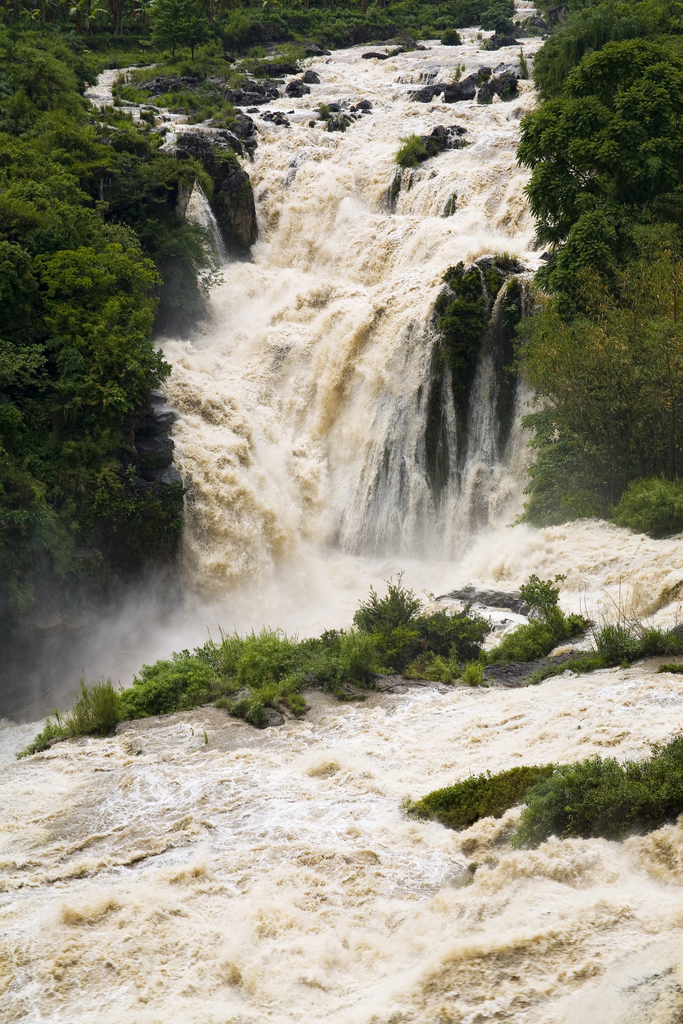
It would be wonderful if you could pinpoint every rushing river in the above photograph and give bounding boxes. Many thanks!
[3,26,683,1024]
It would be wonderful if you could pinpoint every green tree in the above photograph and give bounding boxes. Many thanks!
[152,0,210,58]
[517,245,683,520]
[480,0,514,33]
[518,40,683,295]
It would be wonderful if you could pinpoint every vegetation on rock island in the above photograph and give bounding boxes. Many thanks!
[406,735,683,848]
[21,570,683,755]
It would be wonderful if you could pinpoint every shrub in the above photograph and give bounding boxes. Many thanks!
[487,574,588,664]
[513,736,683,846]
[118,656,218,719]
[405,764,555,830]
[612,477,683,538]
[441,28,462,44]
[593,622,682,666]
[658,663,683,674]
[412,608,490,662]
[461,661,485,686]
[395,134,434,169]
[480,0,514,33]
[354,573,421,635]
[405,652,460,683]
[18,679,120,757]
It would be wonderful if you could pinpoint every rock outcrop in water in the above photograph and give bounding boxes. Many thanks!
[175,132,258,254]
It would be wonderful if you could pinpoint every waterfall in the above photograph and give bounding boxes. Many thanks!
[162,32,544,595]
[185,183,227,261]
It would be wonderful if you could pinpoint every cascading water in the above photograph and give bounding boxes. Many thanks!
[5,29,683,1024]
[162,33,542,594]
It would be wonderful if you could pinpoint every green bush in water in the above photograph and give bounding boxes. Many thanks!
[612,477,683,538]
[440,28,462,44]
[405,764,555,830]
[461,661,485,686]
[354,573,421,634]
[395,134,438,168]
[18,679,120,756]
[513,736,683,846]
[487,574,588,664]
[593,621,683,666]
[118,657,219,719]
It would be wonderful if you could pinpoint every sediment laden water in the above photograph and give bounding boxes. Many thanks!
[162,32,542,595]
[4,30,683,1024]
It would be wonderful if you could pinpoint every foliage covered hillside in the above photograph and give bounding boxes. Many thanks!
[0,27,216,619]
[516,0,683,532]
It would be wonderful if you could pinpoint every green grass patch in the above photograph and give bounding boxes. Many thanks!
[513,736,683,847]
[528,653,606,685]
[18,679,120,757]
[404,764,555,830]
[395,133,439,168]
[593,622,683,666]
[658,662,683,673]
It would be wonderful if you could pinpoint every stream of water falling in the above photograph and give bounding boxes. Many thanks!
[4,30,683,1024]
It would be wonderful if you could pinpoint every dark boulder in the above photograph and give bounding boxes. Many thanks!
[225,81,279,106]
[411,81,474,103]
[439,585,530,614]
[215,167,259,249]
[260,61,301,77]
[362,51,390,59]
[429,124,468,149]
[327,102,341,112]
[302,69,320,84]
[285,78,311,98]
[135,436,174,470]
[231,113,256,138]
[528,15,548,28]
[305,43,331,56]
[549,3,568,23]
[356,98,372,110]
[477,73,518,103]
[261,707,285,727]
[485,33,519,50]
[138,75,181,95]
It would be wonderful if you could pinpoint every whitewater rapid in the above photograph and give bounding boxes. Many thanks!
[4,30,683,1024]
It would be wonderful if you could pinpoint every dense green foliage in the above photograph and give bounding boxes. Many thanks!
[353,573,490,673]
[518,247,683,520]
[513,735,683,846]
[516,2,683,526]
[19,578,495,754]
[486,574,588,663]
[612,476,683,537]
[408,736,683,847]
[0,0,515,54]
[0,27,219,617]
[405,764,556,830]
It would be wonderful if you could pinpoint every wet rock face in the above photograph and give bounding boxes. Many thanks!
[411,70,518,104]
[285,78,311,98]
[260,61,301,77]
[175,133,258,255]
[225,80,279,106]
[133,392,182,494]
[302,70,320,85]
[214,166,259,251]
